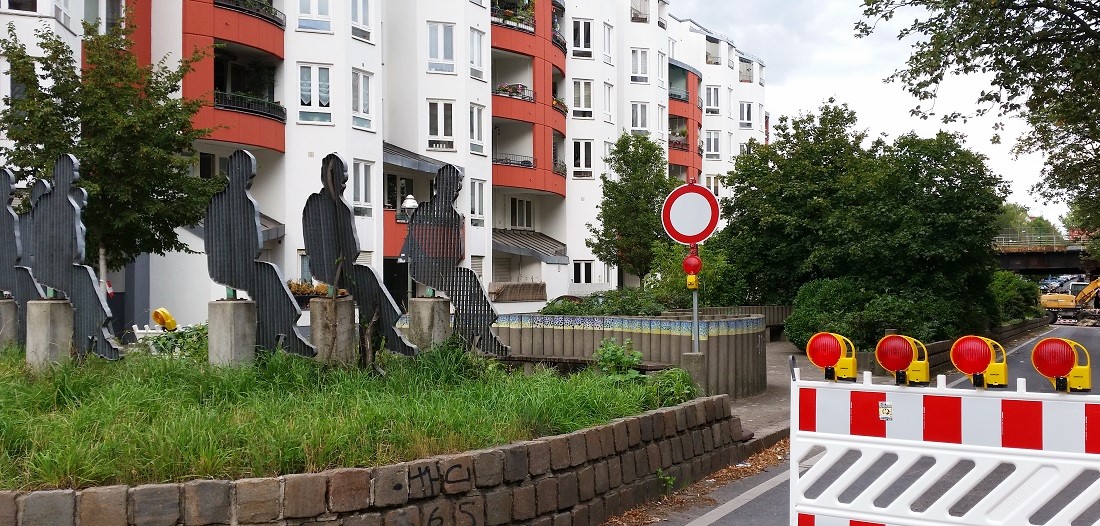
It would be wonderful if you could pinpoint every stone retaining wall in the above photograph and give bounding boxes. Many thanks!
[0,396,743,526]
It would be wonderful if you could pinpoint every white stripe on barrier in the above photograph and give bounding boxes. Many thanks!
[817,388,850,435]
[885,390,922,441]
[961,396,1000,447]
[1043,400,1084,453]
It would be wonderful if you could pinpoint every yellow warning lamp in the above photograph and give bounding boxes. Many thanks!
[686,274,698,290]
[151,308,178,331]
[1032,338,1091,393]
[875,334,930,386]
[950,335,1007,388]
[806,332,858,382]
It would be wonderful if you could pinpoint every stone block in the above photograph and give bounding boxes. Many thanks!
[329,468,372,513]
[284,473,327,518]
[593,461,609,495]
[692,430,705,457]
[692,458,705,483]
[77,485,127,526]
[535,477,557,515]
[685,402,699,428]
[420,499,452,526]
[625,419,641,447]
[484,487,512,526]
[407,459,442,500]
[0,299,15,347]
[577,465,594,502]
[474,449,504,487]
[570,504,589,526]
[611,422,628,453]
[310,296,358,365]
[646,444,661,476]
[25,300,73,369]
[598,426,615,460]
[383,505,420,526]
[633,447,650,477]
[502,444,529,483]
[583,429,602,460]
[603,489,620,516]
[373,463,410,508]
[556,472,578,510]
[407,298,452,350]
[672,436,684,464]
[20,490,74,526]
[552,512,572,526]
[621,452,637,484]
[548,436,571,471]
[659,440,673,469]
[130,484,179,526]
[650,413,665,442]
[682,433,697,460]
[512,484,536,521]
[234,478,279,523]
[710,423,722,449]
[207,299,256,365]
[662,411,677,438]
[638,414,653,443]
[588,498,605,526]
[729,418,744,444]
[675,407,688,432]
[607,456,622,489]
[454,494,483,526]
[531,516,551,526]
[702,427,714,452]
[440,455,474,495]
[0,491,15,526]
[181,480,230,526]
[526,442,550,476]
[345,512,383,526]
[567,432,587,467]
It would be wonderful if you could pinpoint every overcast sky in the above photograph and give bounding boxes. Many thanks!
[671,0,1066,228]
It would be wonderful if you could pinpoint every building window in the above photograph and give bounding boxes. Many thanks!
[630,48,648,83]
[573,139,593,178]
[351,160,372,216]
[469,29,485,80]
[427,22,455,73]
[384,174,414,211]
[603,82,613,122]
[298,64,332,123]
[351,69,372,129]
[351,0,370,40]
[299,251,312,282]
[602,23,613,63]
[739,101,753,129]
[739,58,754,83]
[704,86,719,115]
[572,19,592,58]
[759,65,766,86]
[573,79,593,118]
[739,142,750,155]
[759,103,765,131]
[510,198,533,229]
[470,103,485,154]
[729,132,736,160]
[658,105,666,140]
[728,88,735,120]
[657,51,666,87]
[53,0,70,27]
[704,174,720,196]
[4,1,36,12]
[471,255,484,282]
[573,261,593,284]
[298,0,331,31]
[470,179,485,226]
[630,102,648,133]
[705,130,720,160]
[427,100,455,150]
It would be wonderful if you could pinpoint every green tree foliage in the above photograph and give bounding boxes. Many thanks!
[645,240,739,309]
[988,271,1042,325]
[539,287,666,316]
[587,134,678,280]
[995,203,1063,241]
[0,19,223,272]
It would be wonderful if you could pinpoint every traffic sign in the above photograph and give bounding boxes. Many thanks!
[662,183,719,245]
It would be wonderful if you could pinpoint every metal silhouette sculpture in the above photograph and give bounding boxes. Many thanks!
[205,150,314,356]
[402,164,509,356]
[302,154,417,356]
[25,155,120,359]
[0,168,45,344]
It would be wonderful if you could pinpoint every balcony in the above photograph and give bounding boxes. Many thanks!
[630,0,649,22]
[214,91,286,122]
[669,136,688,151]
[491,6,535,33]
[705,53,721,66]
[552,29,567,52]
[493,83,535,102]
[552,96,568,115]
[214,0,286,28]
[493,153,536,168]
[553,160,567,176]
[658,17,667,29]
[669,87,689,102]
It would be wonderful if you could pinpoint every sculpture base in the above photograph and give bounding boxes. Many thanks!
[408,297,453,350]
[0,298,15,347]
[208,300,257,365]
[310,296,356,365]
[26,299,74,368]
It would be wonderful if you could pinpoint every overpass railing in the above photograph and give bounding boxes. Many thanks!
[993,229,1064,249]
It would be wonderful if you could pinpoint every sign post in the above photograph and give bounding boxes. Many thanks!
[661,180,719,355]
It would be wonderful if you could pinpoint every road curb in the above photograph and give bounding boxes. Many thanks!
[734,423,790,462]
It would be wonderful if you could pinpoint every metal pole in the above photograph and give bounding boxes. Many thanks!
[692,289,699,354]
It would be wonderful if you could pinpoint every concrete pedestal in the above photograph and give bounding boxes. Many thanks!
[681,352,707,393]
[26,299,74,368]
[310,296,356,365]
[0,298,16,347]
[408,297,453,350]
[208,300,257,366]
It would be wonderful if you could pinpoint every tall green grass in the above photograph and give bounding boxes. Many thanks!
[0,339,668,490]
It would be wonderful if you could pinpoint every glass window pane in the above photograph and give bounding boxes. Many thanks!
[351,73,360,112]
[318,0,328,16]
[429,102,438,135]
[299,66,311,105]
[443,103,452,136]
[429,24,439,59]
[318,67,330,107]
[300,0,309,14]
[443,24,454,60]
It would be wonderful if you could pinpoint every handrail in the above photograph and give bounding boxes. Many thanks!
[492,153,536,168]
[553,161,567,176]
[490,7,535,33]
[213,0,286,28]
[669,136,689,151]
[552,96,568,115]
[552,29,567,52]
[668,87,689,102]
[214,91,286,122]
[493,83,535,102]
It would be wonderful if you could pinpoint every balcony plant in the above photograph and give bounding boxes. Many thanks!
[287,279,348,309]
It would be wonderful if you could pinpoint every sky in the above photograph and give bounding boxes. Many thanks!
[671,0,1068,228]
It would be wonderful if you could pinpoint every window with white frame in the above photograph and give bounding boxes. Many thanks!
[573,79,593,118]
[704,174,720,196]
[469,29,485,79]
[739,101,753,128]
[427,22,455,73]
[510,198,533,229]
[630,48,648,83]
[739,58,754,82]
[630,102,648,133]
[53,0,70,27]
[298,0,331,31]
[739,142,750,155]
[573,261,594,284]
[351,0,370,40]
[727,88,735,119]
[299,251,312,281]
[470,179,485,226]
[657,51,666,87]
[603,82,613,122]
[705,130,720,160]
[605,141,614,160]
[469,103,485,154]
[759,65,766,85]
[728,132,736,160]
[704,86,719,115]
[351,160,372,215]
[351,69,372,129]
[657,105,666,140]
[4,1,36,12]
[572,19,592,58]
[602,23,613,63]
[668,37,675,59]
[298,64,332,123]
[573,140,593,178]
[427,100,455,149]
[759,103,765,131]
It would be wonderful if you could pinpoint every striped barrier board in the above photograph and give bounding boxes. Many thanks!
[791,370,1100,526]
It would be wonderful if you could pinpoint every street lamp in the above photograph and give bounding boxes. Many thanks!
[398,194,418,223]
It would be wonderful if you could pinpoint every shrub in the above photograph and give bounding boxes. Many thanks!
[989,271,1041,324]
[143,324,209,361]
[539,288,667,316]
[593,338,643,382]
[642,368,698,409]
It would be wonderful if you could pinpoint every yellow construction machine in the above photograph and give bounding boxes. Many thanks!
[1041,278,1100,322]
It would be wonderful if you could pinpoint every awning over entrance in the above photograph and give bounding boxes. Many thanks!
[383,142,446,174]
[492,228,569,265]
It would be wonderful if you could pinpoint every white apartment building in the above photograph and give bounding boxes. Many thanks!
[0,0,766,330]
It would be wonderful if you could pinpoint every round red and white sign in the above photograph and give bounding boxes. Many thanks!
[661,183,719,245]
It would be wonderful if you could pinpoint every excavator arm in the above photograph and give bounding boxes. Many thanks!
[1077,278,1100,308]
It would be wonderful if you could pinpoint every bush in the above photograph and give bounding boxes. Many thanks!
[593,338,644,382]
[642,368,698,409]
[540,288,667,316]
[989,271,1041,324]
[143,324,208,361]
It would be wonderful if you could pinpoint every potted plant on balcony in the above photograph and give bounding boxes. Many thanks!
[287,279,348,309]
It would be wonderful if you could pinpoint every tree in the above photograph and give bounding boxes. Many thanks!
[645,240,738,309]
[0,18,223,276]
[586,134,677,280]
[995,203,1063,241]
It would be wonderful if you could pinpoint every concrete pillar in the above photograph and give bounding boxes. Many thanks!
[0,298,16,347]
[208,300,256,365]
[310,296,356,365]
[26,299,74,368]
[407,297,452,350]
[681,352,707,394]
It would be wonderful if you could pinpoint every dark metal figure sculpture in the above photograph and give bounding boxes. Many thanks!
[205,150,314,356]
[302,154,418,356]
[0,168,45,344]
[27,155,120,359]
[402,164,509,356]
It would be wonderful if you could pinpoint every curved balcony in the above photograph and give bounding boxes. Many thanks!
[552,29,567,52]
[491,7,535,33]
[214,91,286,122]
[493,152,536,168]
[493,83,535,102]
[669,136,688,151]
[214,0,285,28]
[493,162,566,197]
[669,87,689,102]
[552,96,567,116]
[553,161,567,176]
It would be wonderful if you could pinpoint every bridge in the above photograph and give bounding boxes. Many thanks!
[995,230,1096,274]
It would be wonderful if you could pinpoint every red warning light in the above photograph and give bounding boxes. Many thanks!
[682,254,702,275]
[1033,338,1076,379]
[951,335,993,375]
[806,333,842,368]
[876,335,915,372]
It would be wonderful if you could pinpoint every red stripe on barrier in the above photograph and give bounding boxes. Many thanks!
[799,388,817,432]
[851,391,887,437]
[924,395,962,444]
[851,521,886,526]
[797,513,815,526]
[1086,404,1100,454]
[1003,400,1043,450]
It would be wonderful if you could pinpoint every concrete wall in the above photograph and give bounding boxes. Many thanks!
[0,395,744,526]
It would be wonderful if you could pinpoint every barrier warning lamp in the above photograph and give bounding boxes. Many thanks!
[683,251,702,290]
[152,308,177,332]
[1032,338,1091,393]
[875,334,930,386]
[950,335,1007,388]
[806,332,857,382]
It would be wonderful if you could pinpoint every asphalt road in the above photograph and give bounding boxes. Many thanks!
[695,324,1100,526]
